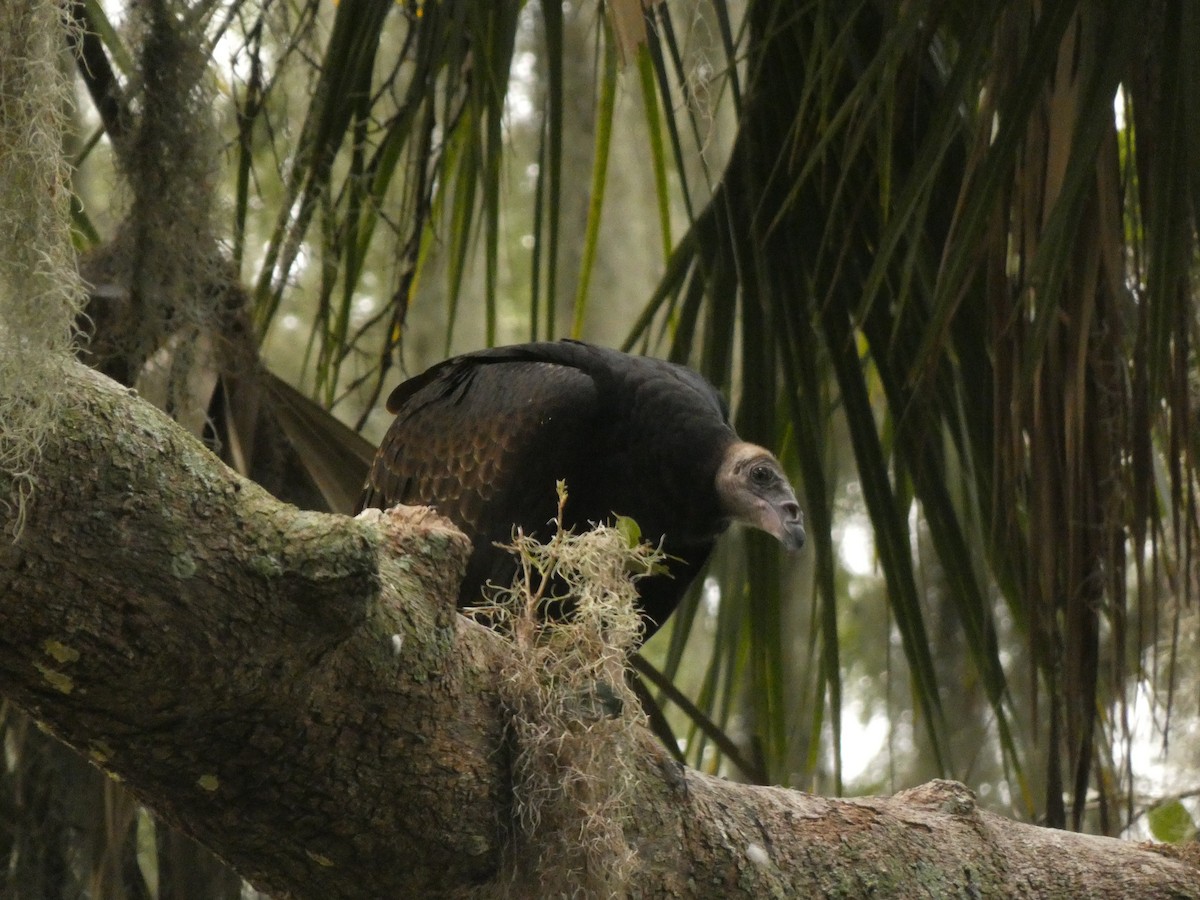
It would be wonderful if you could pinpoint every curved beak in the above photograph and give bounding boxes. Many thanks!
[746,486,805,552]
[768,495,806,552]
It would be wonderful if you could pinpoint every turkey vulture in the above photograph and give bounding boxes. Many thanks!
[356,340,804,641]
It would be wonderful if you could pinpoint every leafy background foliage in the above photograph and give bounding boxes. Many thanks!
[3,0,1200,895]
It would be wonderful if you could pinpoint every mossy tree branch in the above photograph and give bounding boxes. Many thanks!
[0,362,1196,898]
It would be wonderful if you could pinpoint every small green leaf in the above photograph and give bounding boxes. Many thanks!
[1147,799,1197,844]
[614,515,642,547]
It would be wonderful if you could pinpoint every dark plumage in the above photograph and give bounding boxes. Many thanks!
[356,340,804,641]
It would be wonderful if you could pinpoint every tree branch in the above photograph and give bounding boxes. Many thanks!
[1,362,1196,898]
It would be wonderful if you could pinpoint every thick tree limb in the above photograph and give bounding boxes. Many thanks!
[1,362,1197,898]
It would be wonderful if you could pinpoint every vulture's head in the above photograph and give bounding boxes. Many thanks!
[716,442,806,551]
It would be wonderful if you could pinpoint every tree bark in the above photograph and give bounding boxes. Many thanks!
[0,362,1197,898]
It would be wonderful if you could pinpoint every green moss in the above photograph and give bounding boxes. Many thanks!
[34,662,74,694]
[249,554,284,578]
[170,553,197,579]
[42,639,81,663]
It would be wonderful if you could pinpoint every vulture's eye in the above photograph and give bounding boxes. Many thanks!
[750,465,773,486]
